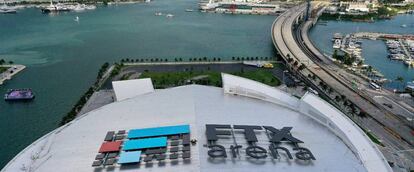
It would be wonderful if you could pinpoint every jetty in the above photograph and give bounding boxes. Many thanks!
[0,65,26,85]
[353,32,414,40]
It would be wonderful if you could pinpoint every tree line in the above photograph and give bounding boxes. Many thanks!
[0,59,14,65]
[60,62,110,125]
[118,56,277,63]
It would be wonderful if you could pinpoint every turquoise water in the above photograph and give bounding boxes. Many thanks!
[0,1,276,168]
[309,15,414,89]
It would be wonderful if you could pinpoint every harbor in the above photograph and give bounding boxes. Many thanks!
[342,32,414,67]
[331,33,387,83]
[331,31,414,92]
[198,0,292,15]
[40,1,96,13]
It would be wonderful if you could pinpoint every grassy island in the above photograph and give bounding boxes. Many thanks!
[0,67,9,73]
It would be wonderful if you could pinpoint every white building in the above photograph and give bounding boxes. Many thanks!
[340,2,371,13]
[1,74,392,172]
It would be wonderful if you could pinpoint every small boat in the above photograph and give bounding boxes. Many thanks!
[41,1,70,13]
[332,33,343,41]
[0,5,17,14]
[0,9,16,14]
[4,89,35,101]
[166,13,174,18]
[401,24,407,28]
[155,12,162,16]
[74,16,79,22]
[333,39,341,49]
[185,9,194,12]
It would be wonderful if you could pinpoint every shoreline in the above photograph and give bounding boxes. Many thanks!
[0,65,26,85]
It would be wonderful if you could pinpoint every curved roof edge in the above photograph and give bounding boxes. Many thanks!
[300,93,391,172]
[221,73,391,172]
[222,73,300,109]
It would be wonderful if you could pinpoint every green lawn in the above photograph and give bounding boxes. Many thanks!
[138,69,280,89]
[0,67,9,73]
[233,69,280,86]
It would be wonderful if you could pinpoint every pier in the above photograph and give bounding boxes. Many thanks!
[0,65,26,85]
[353,32,414,40]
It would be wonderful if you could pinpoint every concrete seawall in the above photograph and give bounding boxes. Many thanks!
[0,65,26,85]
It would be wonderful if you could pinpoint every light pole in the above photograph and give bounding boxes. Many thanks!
[283,70,288,85]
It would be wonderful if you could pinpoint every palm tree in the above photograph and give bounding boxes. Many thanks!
[366,66,373,76]
[395,76,405,90]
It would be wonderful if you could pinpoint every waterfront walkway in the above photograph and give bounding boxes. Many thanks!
[123,60,280,66]
[0,65,25,85]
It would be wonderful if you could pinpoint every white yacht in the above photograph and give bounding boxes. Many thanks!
[333,39,341,49]
[41,1,70,13]
[0,4,17,14]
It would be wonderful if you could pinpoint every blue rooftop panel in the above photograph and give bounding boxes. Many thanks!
[123,137,167,151]
[118,151,142,164]
[127,125,190,139]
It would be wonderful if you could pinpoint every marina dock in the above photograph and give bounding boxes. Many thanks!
[334,32,414,69]
[0,65,26,85]
[352,32,414,40]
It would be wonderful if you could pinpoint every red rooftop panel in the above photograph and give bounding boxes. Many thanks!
[99,141,122,153]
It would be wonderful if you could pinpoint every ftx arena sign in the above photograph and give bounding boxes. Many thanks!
[205,124,316,161]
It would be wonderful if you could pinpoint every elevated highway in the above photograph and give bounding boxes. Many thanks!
[272,3,414,169]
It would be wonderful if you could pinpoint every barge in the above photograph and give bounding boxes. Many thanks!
[4,89,35,101]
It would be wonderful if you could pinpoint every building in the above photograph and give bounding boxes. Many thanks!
[1,73,392,172]
[340,2,370,13]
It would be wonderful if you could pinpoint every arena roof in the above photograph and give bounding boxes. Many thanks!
[1,73,391,172]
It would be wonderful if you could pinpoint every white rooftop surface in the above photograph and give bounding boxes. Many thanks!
[112,78,154,101]
[2,74,391,172]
